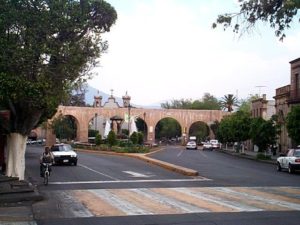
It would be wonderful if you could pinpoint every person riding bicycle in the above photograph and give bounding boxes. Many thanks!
[40,146,54,177]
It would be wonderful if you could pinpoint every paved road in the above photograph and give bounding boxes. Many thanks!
[150,146,300,187]
[22,145,300,225]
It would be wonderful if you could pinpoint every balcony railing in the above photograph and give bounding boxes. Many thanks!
[276,85,290,96]
[289,89,300,103]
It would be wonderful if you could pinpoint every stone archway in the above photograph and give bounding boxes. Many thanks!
[46,106,229,146]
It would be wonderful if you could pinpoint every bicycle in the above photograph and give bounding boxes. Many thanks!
[42,163,52,185]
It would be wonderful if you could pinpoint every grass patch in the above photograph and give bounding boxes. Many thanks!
[256,153,272,160]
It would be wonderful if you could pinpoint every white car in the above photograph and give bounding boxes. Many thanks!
[51,144,78,166]
[210,139,221,149]
[277,149,300,173]
[186,141,197,150]
[203,142,213,150]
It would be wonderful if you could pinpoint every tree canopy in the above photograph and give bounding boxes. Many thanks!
[286,105,300,145]
[213,0,300,41]
[0,0,117,135]
[161,93,221,110]
[220,94,239,112]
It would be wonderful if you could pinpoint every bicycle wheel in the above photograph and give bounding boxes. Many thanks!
[44,172,49,185]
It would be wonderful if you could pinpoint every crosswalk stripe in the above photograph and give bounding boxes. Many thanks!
[208,187,292,211]
[177,187,261,212]
[155,188,238,212]
[231,187,300,210]
[36,186,300,219]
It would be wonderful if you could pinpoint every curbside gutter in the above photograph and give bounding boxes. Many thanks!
[218,149,277,165]
[75,149,199,176]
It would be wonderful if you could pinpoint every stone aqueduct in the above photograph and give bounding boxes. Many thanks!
[46,105,229,145]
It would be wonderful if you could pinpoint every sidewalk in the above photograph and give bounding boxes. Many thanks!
[219,147,278,164]
[0,174,43,223]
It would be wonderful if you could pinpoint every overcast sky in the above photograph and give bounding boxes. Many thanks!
[88,0,300,106]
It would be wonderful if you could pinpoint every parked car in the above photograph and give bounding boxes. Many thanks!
[50,144,78,166]
[203,142,213,150]
[210,139,221,149]
[277,149,300,173]
[186,141,197,150]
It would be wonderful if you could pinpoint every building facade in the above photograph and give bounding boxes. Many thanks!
[274,58,300,153]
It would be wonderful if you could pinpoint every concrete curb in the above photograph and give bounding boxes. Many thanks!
[75,149,199,176]
[219,149,277,165]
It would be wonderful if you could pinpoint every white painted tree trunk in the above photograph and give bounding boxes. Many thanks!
[6,133,27,180]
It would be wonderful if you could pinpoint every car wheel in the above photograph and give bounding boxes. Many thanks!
[288,164,294,174]
[276,162,282,172]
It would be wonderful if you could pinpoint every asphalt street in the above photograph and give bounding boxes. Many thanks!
[19,145,300,225]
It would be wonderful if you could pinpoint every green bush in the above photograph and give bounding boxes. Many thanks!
[137,132,144,145]
[130,132,138,144]
[107,130,117,147]
[95,133,102,146]
[256,153,271,160]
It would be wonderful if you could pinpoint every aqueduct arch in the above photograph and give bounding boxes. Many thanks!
[46,105,229,145]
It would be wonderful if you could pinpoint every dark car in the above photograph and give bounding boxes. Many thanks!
[51,144,78,166]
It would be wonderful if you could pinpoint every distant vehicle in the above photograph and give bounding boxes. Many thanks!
[186,141,197,150]
[50,144,78,166]
[277,149,300,173]
[203,142,213,150]
[210,139,221,149]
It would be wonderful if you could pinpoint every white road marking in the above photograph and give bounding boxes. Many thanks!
[123,171,153,178]
[176,188,261,212]
[49,177,211,185]
[177,150,184,157]
[134,188,209,213]
[199,151,208,158]
[78,163,118,180]
[213,187,300,211]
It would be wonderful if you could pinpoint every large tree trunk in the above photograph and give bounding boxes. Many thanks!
[6,133,27,180]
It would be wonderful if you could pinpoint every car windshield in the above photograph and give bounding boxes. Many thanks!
[52,144,73,152]
[295,150,300,157]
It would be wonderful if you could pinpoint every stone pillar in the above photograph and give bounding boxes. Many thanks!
[45,122,56,146]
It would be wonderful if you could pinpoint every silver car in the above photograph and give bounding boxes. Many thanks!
[186,141,197,150]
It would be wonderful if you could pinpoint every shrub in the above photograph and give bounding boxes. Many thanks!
[137,132,144,145]
[107,130,117,147]
[95,133,102,146]
[130,132,138,144]
[256,153,271,160]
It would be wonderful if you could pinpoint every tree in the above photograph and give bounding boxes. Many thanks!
[249,117,278,152]
[161,93,221,110]
[220,94,239,112]
[155,118,181,141]
[95,133,102,146]
[213,0,300,41]
[64,82,88,107]
[189,122,209,142]
[238,94,260,113]
[217,111,251,146]
[107,130,117,147]
[50,115,77,141]
[286,105,300,145]
[0,0,117,179]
